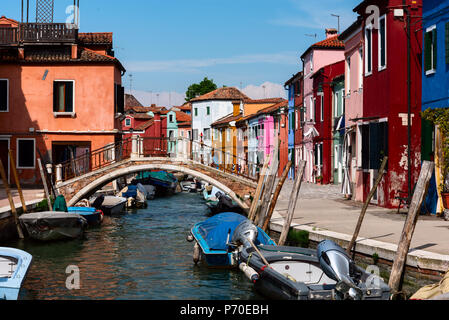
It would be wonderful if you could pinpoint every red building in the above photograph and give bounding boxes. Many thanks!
[122,95,168,156]
[312,61,345,185]
[353,0,422,208]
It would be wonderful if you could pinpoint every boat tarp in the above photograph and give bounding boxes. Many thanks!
[53,195,68,212]
[196,212,272,251]
[411,270,449,300]
[137,171,177,183]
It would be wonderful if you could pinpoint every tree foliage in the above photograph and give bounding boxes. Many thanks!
[422,108,449,192]
[185,77,217,102]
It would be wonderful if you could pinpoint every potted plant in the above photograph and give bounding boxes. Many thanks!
[316,175,323,185]
[422,108,449,209]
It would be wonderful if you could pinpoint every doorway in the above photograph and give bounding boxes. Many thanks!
[0,138,10,184]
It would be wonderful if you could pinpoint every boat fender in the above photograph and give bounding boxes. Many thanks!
[193,242,200,264]
[186,232,194,242]
[239,263,259,283]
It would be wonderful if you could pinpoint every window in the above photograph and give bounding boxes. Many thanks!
[192,129,198,141]
[114,83,124,114]
[359,48,363,89]
[0,79,9,112]
[169,114,174,123]
[17,138,35,169]
[226,129,230,142]
[346,57,351,94]
[125,118,131,127]
[425,25,437,75]
[312,98,316,122]
[365,26,373,75]
[206,106,210,116]
[204,128,211,140]
[194,108,198,117]
[310,54,314,73]
[446,22,449,64]
[378,15,387,70]
[309,97,314,121]
[320,95,324,122]
[53,81,74,114]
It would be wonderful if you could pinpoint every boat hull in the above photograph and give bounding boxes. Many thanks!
[191,212,275,268]
[19,212,87,241]
[240,245,390,300]
[0,247,33,300]
[67,207,103,226]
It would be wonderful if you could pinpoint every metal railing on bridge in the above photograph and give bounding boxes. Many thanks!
[54,136,263,184]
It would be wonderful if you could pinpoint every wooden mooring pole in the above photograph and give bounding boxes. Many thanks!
[346,156,388,256]
[0,159,24,239]
[8,150,27,213]
[388,161,434,297]
[248,154,270,222]
[278,160,306,246]
[38,158,52,211]
[262,161,292,232]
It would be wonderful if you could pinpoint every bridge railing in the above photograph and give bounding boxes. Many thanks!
[57,138,132,182]
[55,136,263,183]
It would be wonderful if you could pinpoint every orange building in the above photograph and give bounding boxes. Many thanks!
[0,16,125,185]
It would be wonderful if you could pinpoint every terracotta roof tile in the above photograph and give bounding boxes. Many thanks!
[211,113,242,127]
[190,87,250,102]
[125,94,143,108]
[78,32,113,46]
[243,98,286,104]
[135,119,154,131]
[237,99,288,123]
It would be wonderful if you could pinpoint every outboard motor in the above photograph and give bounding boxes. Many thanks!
[91,195,105,210]
[317,240,363,300]
[231,219,258,249]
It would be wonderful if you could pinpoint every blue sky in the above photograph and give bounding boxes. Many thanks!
[1,0,360,105]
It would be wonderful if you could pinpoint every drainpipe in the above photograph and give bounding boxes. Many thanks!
[405,0,412,202]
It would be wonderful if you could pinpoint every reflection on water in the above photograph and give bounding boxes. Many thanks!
[7,193,262,300]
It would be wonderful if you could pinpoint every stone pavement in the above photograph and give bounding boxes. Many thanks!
[270,181,449,273]
[0,187,45,215]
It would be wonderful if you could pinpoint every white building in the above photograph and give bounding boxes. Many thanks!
[190,87,249,164]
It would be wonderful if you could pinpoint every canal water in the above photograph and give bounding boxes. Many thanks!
[6,192,263,300]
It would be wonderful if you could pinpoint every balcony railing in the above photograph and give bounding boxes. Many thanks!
[0,27,18,45]
[0,23,77,46]
[20,23,77,43]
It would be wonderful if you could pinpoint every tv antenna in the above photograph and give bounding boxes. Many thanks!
[331,14,341,34]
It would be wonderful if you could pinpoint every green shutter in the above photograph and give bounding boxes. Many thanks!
[425,31,432,71]
[446,22,449,65]
[433,28,437,70]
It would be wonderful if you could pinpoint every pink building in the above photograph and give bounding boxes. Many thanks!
[300,29,345,182]
[339,18,365,201]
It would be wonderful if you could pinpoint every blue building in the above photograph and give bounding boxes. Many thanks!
[284,71,303,179]
[422,0,449,215]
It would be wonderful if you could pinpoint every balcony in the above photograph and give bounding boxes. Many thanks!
[0,23,77,46]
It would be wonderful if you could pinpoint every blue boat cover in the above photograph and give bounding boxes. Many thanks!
[68,207,96,214]
[197,212,273,251]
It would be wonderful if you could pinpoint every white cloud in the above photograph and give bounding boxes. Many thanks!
[128,82,287,108]
[125,52,299,73]
[129,90,186,108]
[242,82,287,100]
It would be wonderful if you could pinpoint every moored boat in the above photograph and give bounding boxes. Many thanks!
[135,171,178,196]
[206,192,244,216]
[239,240,390,300]
[19,212,87,241]
[188,212,275,268]
[67,206,104,226]
[0,247,32,300]
[118,184,147,209]
[91,195,127,216]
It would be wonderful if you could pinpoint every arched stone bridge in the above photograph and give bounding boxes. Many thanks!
[57,157,258,210]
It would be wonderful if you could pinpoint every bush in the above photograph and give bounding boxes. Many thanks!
[287,229,309,248]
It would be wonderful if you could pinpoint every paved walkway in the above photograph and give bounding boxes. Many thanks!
[270,181,449,272]
[0,188,45,213]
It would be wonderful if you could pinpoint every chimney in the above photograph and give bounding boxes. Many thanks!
[71,44,78,59]
[18,47,25,60]
[325,28,338,39]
